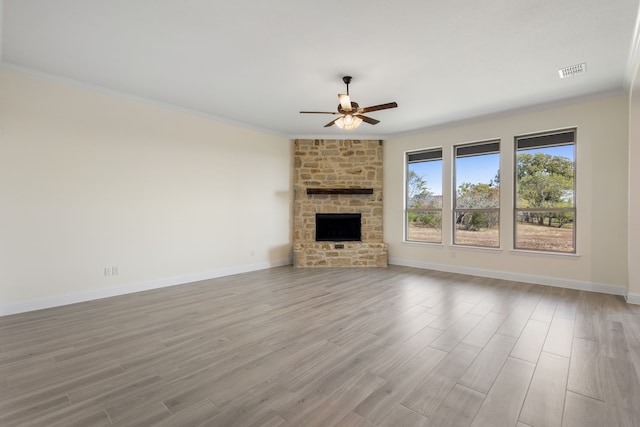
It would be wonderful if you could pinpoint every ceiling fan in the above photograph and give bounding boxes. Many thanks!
[300,76,398,130]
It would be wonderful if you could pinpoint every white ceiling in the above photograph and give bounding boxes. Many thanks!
[2,0,640,139]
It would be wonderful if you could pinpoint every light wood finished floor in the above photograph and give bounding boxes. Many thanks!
[1,266,640,427]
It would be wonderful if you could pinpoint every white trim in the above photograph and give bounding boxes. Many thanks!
[389,257,627,297]
[0,259,292,317]
[626,292,640,305]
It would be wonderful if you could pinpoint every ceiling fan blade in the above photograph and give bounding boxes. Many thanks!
[324,117,341,127]
[338,94,352,112]
[300,111,341,114]
[359,102,398,113]
[357,115,380,125]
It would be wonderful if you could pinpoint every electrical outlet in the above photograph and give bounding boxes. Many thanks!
[112,266,119,275]
[104,267,112,276]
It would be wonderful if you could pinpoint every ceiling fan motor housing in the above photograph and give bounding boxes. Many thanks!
[338,102,359,114]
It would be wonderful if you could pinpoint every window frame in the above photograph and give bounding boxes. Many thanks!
[452,139,501,248]
[404,148,443,244]
[513,128,577,254]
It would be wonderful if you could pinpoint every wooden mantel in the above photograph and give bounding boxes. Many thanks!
[306,188,374,195]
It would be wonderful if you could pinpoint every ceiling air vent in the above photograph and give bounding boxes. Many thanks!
[558,63,586,78]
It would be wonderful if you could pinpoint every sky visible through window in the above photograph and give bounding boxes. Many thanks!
[409,160,443,196]
[456,153,499,189]
[408,145,574,196]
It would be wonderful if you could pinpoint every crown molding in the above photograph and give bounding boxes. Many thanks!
[0,62,289,139]
[0,0,4,61]
[386,89,628,140]
[624,4,640,89]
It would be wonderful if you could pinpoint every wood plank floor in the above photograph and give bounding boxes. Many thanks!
[1,265,639,426]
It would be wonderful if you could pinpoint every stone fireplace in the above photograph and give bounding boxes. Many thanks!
[293,139,388,267]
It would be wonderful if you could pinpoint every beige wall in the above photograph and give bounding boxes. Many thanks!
[629,57,640,301]
[1,66,635,313]
[384,95,629,294]
[0,69,292,314]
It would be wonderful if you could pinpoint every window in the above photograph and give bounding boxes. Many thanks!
[514,129,576,253]
[405,148,443,243]
[453,141,500,247]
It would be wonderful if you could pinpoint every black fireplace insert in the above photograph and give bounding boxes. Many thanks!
[316,213,361,241]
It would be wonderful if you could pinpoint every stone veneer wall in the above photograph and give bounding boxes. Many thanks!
[293,139,388,267]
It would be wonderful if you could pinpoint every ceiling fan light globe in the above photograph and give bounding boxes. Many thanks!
[340,115,362,130]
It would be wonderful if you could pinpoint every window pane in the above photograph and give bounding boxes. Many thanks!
[406,211,442,243]
[406,149,443,244]
[454,210,500,247]
[515,211,574,252]
[515,129,576,254]
[454,141,500,248]
[407,158,443,208]
[516,145,574,209]
[455,154,500,208]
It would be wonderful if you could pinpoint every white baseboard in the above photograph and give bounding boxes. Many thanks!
[626,292,640,305]
[3,258,633,316]
[0,259,292,317]
[389,257,627,297]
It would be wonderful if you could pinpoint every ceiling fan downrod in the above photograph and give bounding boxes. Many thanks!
[343,76,352,95]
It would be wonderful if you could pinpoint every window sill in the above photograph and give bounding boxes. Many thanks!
[403,240,444,247]
[451,244,503,252]
[510,249,580,257]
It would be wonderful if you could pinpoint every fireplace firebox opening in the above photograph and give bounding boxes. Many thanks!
[316,213,361,242]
